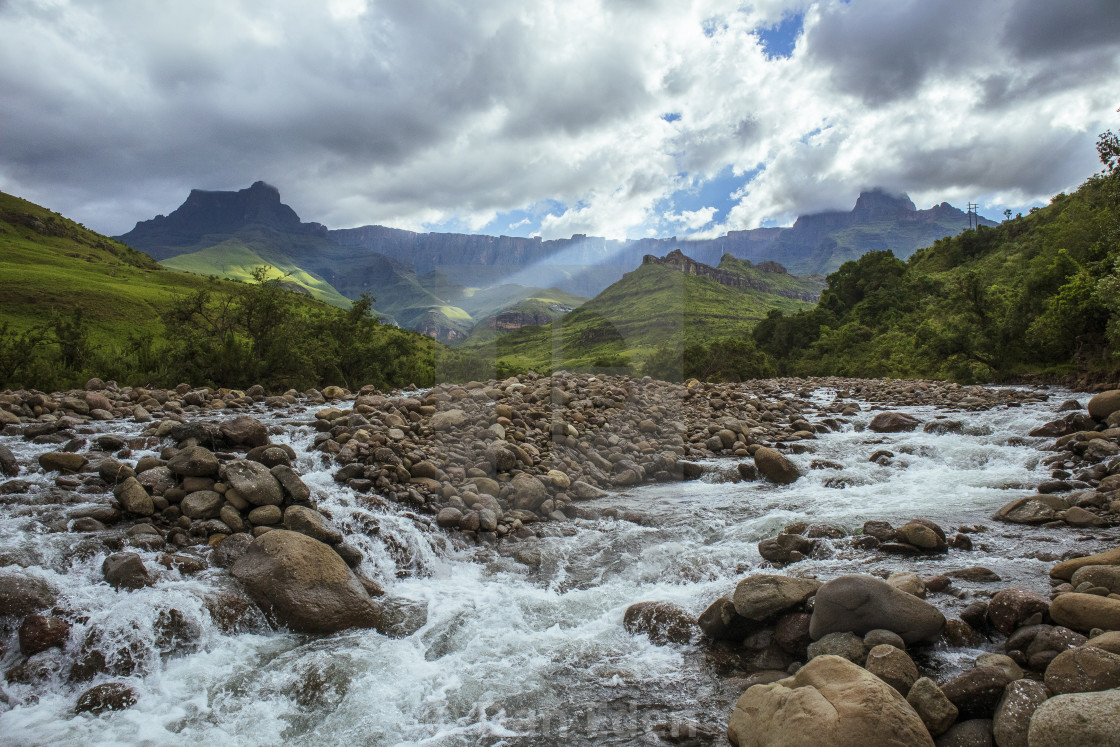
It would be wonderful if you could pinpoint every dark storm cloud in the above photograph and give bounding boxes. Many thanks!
[1002,0,1120,59]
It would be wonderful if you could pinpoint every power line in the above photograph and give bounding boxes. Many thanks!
[966,202,979,230]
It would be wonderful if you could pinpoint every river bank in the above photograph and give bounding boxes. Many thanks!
[1,375,1119,744]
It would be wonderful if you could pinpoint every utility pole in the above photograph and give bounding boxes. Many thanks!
[966,202,979,230]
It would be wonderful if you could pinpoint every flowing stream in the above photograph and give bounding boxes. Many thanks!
[1,386,1117,746]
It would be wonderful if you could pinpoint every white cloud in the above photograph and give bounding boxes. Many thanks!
[666,206,718,230]
[0,0,1116,239]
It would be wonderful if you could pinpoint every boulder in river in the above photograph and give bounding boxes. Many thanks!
[986,587,1050,635]
[38,451,87,473]
[75,682,138,714]
[992,679,1048,747]
[752,447,800,484]
[1049,592,1120,632]
[939,665,1012,719]
[508,473,549,512]
[166,445,220,477]
[1043,645,1120,694]
[1027,689,1120,746]
[223,459,284,507]
[732,574,821,621]
[868,412,921,433]
[114,476,154,516]
[0,568,58,617]
[231,530,383,635]
[809,574,945,646]
[1050,546,1120,581]
[1087,389,1120,421]
[726,655,934,746]
[623,601,695,645]
[102,552,153,590]
[219,415,269,448]
[758,533,812,565]
[906,677,958,737]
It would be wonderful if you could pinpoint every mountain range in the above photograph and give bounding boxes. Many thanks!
[115,180,991,341]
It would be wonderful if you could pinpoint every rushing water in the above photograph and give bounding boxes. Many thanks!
[1,387,1118,746]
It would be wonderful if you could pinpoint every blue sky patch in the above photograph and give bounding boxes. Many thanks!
[757,12,804,59]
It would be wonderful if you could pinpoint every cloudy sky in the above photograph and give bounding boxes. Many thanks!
[1,0,1118,240]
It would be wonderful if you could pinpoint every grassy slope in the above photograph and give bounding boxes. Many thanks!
[717,255,826,296]
[464,262,816,371]
[160,239,353,307]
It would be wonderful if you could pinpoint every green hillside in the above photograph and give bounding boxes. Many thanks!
[160,239,352,307]
[753,137,1120,381]
[0,191,458,391]
[462,259,819,373]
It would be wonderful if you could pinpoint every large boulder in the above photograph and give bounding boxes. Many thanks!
[283,506,343,545]
[906,677,958,738]
[75,682,138,714]
[0,443,18,476]
[1027,690,1120,746]
[166,446,219,477]
[1069,565,1120,593]
[726,655,934,746]
[939,665,1011,720]
[114,477,154,516]
[753,447,800,484]
[1050,546,1120,580]
[992,679,1048,747]
[102,552,152,590]
[1049,592,1120,632]
[1043,645,1120,694]
[698,597,758,641]
[986,588,1050,635]
[223,459,284,507]
[219,416,269,448]
[38,451,87,473]
[230,530,382,635]
[865,644,919,695]
[430,408,468,431]
[732,575,821,621]
[1087,389,1120,421]
[0,568,58,616]
[809,575,946,646]
[868,412,921,433]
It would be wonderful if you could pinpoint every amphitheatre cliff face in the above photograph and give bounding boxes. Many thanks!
[641,249,820,302]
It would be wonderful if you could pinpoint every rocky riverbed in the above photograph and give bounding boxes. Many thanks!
[1,375,1119,745]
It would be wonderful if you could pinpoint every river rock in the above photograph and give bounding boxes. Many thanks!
[509,473,549,512]
[895,520,947,553]
[283,505,343,545]
[732,574,821,621]
[991,679,1048,747]
[775,612,813,655]
[1087,630,1120,654]
[1026,690,1120,746]
[0,568,58,617]
[887,571,927,598]
[940,665,1011,719]
[698,596,756,641]
[230,530,382,634]
[1043,645,1120,694]
[868,412,921,433]
[807,631,868,665]
[726,655,934,746]
[934,719,993,746]
[758,533,812,564]
[986,588,1050,635]
[1070,565,1120,593]
[0,444,18,476]
[114,476,154,516]
[75,682,138,714]
[436,507,463,528]
[484,441,518,472]
[1049,592,1120,632]
[223,460,284,507]
[102,552,152,590]
[1050,546,1120,580]
[569,480,606,500]
[623,601,694,645]
[753,447,800,484]
[38,451,87,473]
[430,408,468,431]
[180,490,224,520]
[212,532,254,568]
[1087,389,1120,421]
[18,614,71,656]
[866,644,919,694]
[809,575,946,645]
[907,677,959,737]
[219,415,269,448]
[271,465,311,503]
[166,445,220,477]
[992,497,1058,525]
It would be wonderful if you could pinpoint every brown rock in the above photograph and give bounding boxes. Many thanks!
[1043,645,1120,694]
[1027,690,1120,746]
[18,614,71,656]
[732,574,821,621]
[1050,546,1120,581]
[753,447,800,484]
[219,415,269,448]
[986,588,1050,635]
[1049,592,1120,632]
[865,644,919,695]
[75,682,137,714]
[38,451,88,473]
[868,412,921,433]
[1087,389,1120,421]
[992,679,1049,747]
[907,677,959,738]
[623,601,695,645]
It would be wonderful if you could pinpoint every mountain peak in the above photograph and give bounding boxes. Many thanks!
[852,189,916,217]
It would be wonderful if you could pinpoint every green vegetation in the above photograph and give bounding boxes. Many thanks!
[462,258,820,374]
[753,129,1120,381]
[0,192,487,391]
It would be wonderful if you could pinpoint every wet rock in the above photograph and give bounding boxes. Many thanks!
[283,505,343,545]
[1027,690,1120,746]
[698,596,759,641]
[231,530,383,635]
[212,532,254,568]
[865,628,906,649]
[0,444,18,476]
[732,574,821,621]
[219,415,269,448]
[726,655,934,747]
[753,447,800,484]
[887,571,927,598]
[623,601,695,645]
[247,504,281,525]
[6,648,65,686]
[271,465,311,503]
[379,596,428,638]
[1043,645,1120,694]
[166,445,219,477]
[430,408,468,431]
[947,567,1001,583]
[18,614,71,656]
[98,459,135,485]
[807,631,868,665]
[758,533,812,565]
[1087,630,1120,654]
[986,588,1050,635]
[569,480,606,500]
[333,543,363,568]
[809,574,946,645]
[0,568,59,618]
[924,420,963,435]
[774,612,813,655]
[940,666,1011,720]
[907,677,959,738]
[992,497,1059,525]
[1050,546,1120,581]
[75,682,138,714]
[1049,592,1120,633]
[223,459,284,506]
[101,552,152,590]
[484,441,518,472]
[509,473,549,512]
[1070,565,1120,593]
[436,507,463,528]
[868,412,922,433]
[895,520,947,553]
[866,643,919,695]
[38,451,88,473]
[991,679,1048,747]
[114,476,154,516]
[862,520,896,542]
